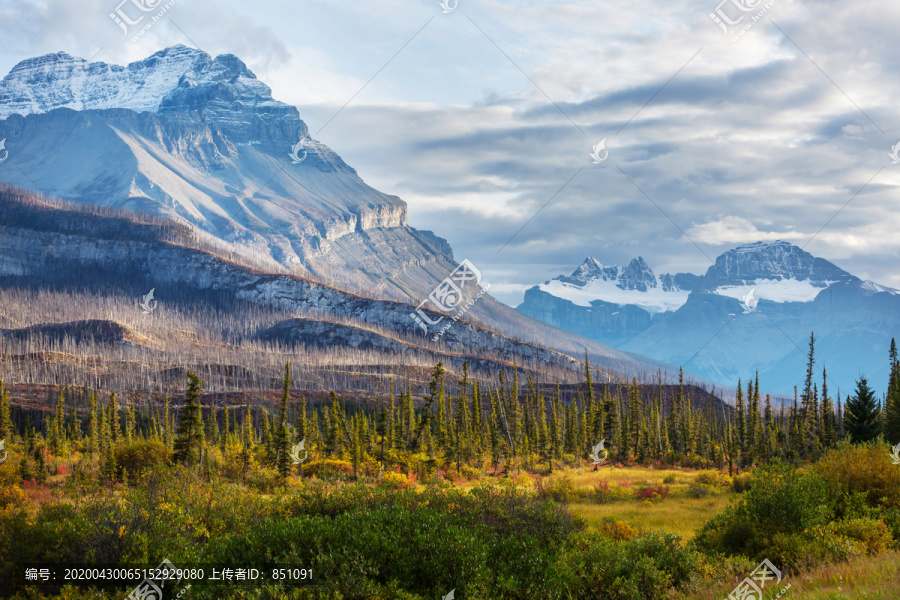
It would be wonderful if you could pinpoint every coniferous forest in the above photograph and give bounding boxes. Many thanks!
[0,334,899,599]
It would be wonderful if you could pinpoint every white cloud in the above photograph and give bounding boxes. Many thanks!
[1,0,898,305]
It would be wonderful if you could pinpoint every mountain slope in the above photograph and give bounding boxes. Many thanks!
[0,46,672,380]
[0,45,451,299]
[0,187,675,391]
[518,241,900,394]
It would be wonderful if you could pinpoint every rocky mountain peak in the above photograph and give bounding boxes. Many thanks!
[618,257,657,292]
[570,256,606,281]
[706,240,857,287]
[0,45,276,120]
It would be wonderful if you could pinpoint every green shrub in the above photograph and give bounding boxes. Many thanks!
[692,451,900,575]
[593,480,616,503]
[114,440,169,479]
[732,473,752,493]
[662,474,677,485]
[827,516,893,554]
[882,507,900,546]
[564,531,696,599]
[596,517,638,541]
[695,471,731,487]
[763,528,862,572]
[686,482,711,498]
[535,474,586,503]
[811,440,900,512]
[245,468,282,493]
[692,463,831,561]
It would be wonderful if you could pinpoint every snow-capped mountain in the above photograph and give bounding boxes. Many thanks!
[0,45,268,118]
[539,256,698,315]
[0,46,659,376]
[0,45,446,300]
[518,241,900,394]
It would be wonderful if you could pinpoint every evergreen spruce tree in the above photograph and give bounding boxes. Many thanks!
[435,377,447,447]
[584,353,598,441]
[108,393,120,444]
[87,390,99,458]
[125,398,136,445]
[735,380,745,460]
[883,338,900,443]
[548,383,561,472]
[50,389,66,455]
[259,408,272,460]
[99,398,110,456]
[163,394,173,449]
[0,382,12,442]
[747,378,759,464]
[844,376,881,443]
[104,434,117,480]
[820,369,837,448]
[275,364,293,478]
[220,406,230,453]
[800,332,817,450]
[472,381,484,453]
[173,372,206,466]
[626,379,641,459]
[455,368,472,471]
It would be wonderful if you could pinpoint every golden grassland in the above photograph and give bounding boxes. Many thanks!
[674,551,900,600]
[500,465,740,540]
[569,495,735,541]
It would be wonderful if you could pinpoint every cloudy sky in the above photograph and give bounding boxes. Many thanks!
[1,0,898,305]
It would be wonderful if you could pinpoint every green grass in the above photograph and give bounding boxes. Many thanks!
[569,494,735,541]
[527,465,737,541]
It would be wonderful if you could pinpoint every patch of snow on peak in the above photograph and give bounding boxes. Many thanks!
[539,277,690,314]
[0,45,277,119]
[715,279,831,304]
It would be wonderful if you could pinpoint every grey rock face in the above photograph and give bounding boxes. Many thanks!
[0,46,458,302]
[701,241,858,290]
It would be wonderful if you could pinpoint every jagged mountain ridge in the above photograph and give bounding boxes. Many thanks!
[518,241,900,394]
[0,45,449,299]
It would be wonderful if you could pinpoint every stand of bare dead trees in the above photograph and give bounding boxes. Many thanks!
[3,333,896,481]
[0,284,595,396]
